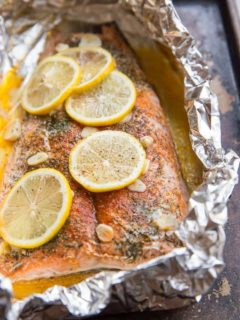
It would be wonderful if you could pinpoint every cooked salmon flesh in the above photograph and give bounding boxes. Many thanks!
[0,26,188,282]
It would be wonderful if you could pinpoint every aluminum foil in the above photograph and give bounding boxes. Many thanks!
[0,0,239,319]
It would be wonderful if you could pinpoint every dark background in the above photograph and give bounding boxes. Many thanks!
[99,1,240,319]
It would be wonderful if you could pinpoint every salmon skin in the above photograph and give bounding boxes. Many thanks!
[0,26,188,282]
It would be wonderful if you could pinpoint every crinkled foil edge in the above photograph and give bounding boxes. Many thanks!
[0,0,239,319]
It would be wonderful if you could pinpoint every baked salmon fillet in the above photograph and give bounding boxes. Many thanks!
[0,26,188,282]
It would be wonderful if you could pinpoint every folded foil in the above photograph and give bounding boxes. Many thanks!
[0,0,239,319]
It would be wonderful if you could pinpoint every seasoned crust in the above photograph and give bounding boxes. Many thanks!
[0,26,188,282]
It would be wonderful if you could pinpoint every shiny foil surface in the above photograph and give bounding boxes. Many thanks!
[0,1,239,319]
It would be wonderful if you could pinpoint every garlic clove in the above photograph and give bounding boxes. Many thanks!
[27,152,49,166]
[79,34,102,47]
[152,210,178,231]
[96,224,114,242]
[4,119,21,142]
[142,159,150,175]
[140,135,153,148]
[56,43,69,52]
[81,127,99,138]
[128,179,146,192]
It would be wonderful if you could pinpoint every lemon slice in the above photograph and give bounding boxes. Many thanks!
[21,56,81,115]
[65,70,137,126]
[0,168,73,249]
[69,130,146,192]
[59,47,115,92]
